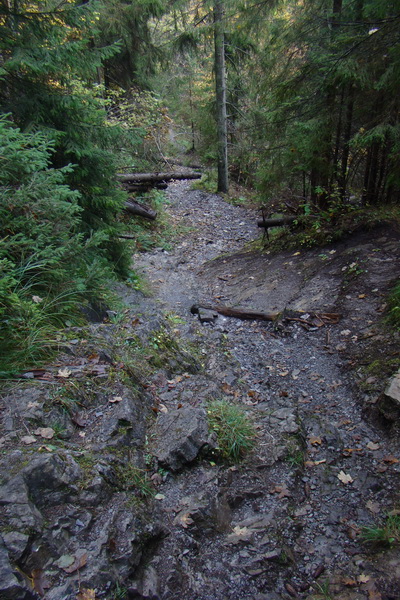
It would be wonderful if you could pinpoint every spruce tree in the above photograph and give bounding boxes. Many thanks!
[0,0,130,275]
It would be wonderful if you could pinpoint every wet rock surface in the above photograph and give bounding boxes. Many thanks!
[1,180,400,599]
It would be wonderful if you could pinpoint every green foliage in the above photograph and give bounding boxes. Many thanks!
[207,400,256,462]
[0,0,134,277]
[0,0,171,370]
[114,463,154,497]
[360,514,400,547]
[112,584,128,600]
[191,171,218,193]
[388,280,400,329]
[0,118,84,370]
[95,0,166,88]
[0,117,117,372]
[105,86,171,169]
[253,0,400,208]
[122,189,191,253]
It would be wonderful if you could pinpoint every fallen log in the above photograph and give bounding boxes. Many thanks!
[124,199,157,220]
[191,304,280,321]
[191,303,341,326]
[257,216,299,228]
[123,182,168,193]
[117,171,202,184]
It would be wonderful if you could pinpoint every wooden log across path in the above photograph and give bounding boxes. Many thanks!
[117,171,202,184]
[191,303,341,327]
[191,303,280,321]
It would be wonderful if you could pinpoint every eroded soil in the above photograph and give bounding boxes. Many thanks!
[1,180,400,600]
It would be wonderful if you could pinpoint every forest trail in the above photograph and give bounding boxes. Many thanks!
[1,181,400,600]
[126,181,400,599]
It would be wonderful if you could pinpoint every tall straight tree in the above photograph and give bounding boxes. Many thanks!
[213,0,229,192]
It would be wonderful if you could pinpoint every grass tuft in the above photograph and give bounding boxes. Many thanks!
[387,280,400,330]
[207,399,256,462]
[360,514,400,547]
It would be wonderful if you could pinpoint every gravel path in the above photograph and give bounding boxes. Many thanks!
[130,181,400,600]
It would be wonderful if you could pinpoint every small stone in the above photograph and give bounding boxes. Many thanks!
[198,308,218,323]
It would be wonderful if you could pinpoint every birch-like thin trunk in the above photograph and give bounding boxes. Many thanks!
[214,0,229,193]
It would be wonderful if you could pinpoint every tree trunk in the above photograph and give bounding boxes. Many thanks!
[214,0,229,193]
[339,85,354,201]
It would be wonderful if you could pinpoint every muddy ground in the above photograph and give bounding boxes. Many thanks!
[1,180,400,600]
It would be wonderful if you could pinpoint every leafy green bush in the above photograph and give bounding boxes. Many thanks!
[207,400,256,462]
[0,117,116,372]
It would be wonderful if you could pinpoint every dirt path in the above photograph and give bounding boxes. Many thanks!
[130,181,400,600]
[0,181,399,600]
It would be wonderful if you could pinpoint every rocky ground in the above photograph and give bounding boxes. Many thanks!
[1,180,400,600]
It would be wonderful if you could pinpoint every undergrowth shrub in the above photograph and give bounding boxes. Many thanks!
[0,117,118,373]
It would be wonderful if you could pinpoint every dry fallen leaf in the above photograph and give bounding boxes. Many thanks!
[358,574,371,583]
[342,576,357,586]
[63,551,87,574]
[338,470,354,484]
[305,459,326,467]
[109,396,123,403]
[382,455,399,464]
[34,427,55,440]
[367,441,380,451]
[21,435,36,445]
[309,435,322,446]
[76,589,96,600]
[343,447,364,456]
[366,500,380,514]
[270,485,291,498]
[225,525,253,544]
[174,512,194,529]
[57,367,72,378]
